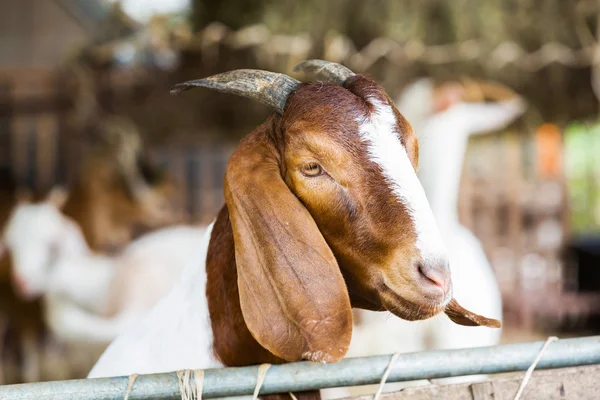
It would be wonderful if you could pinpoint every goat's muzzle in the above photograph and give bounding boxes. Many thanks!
[415,259,452,301]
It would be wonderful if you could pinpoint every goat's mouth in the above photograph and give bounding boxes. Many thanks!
[378,282,450,321]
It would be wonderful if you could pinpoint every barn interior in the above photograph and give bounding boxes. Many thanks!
[0,0,599,388]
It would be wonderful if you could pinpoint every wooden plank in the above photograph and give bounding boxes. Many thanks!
[0,82,12,167]
[506,130,522,293]
[0,96,72,116]
[171,148,188,219]
[348,364,600,400]
[470,381,495,400]
[11,114,31,185]
[0,67,61,83]
[199,147,215,224]
[35,113,58,191]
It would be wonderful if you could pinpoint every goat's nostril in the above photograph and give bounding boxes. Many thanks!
[417,262,450,295]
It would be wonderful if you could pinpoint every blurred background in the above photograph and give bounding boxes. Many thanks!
[0,0,599,386]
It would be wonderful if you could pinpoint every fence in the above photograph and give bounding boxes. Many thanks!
[150,145,233,225]
[0,67,234,225]
[0,68,73,189]
[1,336,599,399]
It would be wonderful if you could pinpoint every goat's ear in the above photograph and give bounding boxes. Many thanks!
[445,298,501,328]
[45,186,68,210]
[225,131,353,363]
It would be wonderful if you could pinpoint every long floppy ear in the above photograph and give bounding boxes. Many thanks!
[224,130,353,363]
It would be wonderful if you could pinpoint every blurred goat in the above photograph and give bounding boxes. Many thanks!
[325,78,526,398]
[62,116,185,253]
[88,61,500,400]
[3,188,205,344]
[0,117,184,382]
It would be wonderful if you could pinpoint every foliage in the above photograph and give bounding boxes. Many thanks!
[564,120,600,233]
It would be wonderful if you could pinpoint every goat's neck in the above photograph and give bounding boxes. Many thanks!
[46,217,112,311]
[416,111,470,231]
[205,206,284,366]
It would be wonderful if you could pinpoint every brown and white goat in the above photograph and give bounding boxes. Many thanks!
[62,116,183,253]
[89,61,499,398]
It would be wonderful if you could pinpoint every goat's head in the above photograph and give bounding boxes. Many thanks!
[2,187,87,299]
[92,116,183,228]
[173,60,500,363]
[402,77,525,117]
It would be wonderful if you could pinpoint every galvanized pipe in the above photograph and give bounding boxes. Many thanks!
[1,336,599,400]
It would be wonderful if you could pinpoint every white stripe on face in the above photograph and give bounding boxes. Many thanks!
[357,97,448,265]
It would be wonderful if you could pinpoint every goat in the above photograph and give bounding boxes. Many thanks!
[88,61,500,400]
[324,78,526,398]
[400,78,527,232]
[3,188,205,344]
[61,116,184,253]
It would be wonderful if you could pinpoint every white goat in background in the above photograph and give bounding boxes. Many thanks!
[3,187,205,344]
[324,78,526,399]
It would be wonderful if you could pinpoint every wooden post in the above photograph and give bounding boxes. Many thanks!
[35,113,57,192]
[353,364,600,400]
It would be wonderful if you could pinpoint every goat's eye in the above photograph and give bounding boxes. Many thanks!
[300,162,324,177]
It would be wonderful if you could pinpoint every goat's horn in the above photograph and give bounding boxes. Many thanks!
[293,59,355,85]
[170,70,300,114]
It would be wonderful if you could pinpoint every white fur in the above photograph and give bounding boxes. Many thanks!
[88,221,221,378]
[4,203,89,297]
[416,96,526,230]
[3,202,206,344]
[357,98,448,266]
[323,82,524,399]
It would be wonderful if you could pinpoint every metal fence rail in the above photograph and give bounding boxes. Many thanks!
[1,336,599,400]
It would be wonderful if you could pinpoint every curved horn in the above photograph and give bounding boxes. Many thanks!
[170,70,300,114]
[293,59,355,85]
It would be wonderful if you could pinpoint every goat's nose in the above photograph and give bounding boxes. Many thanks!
[417,260,451,297]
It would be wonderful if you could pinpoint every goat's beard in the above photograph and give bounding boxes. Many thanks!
[377,282,450,321]
[378,283,501,327]
[338,264,501,327]
[341,270,448,320]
